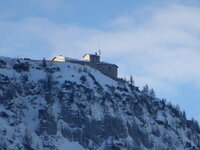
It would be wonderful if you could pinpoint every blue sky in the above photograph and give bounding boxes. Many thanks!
[1,0,200,122]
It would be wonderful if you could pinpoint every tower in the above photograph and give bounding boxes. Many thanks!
[82,53,100,63]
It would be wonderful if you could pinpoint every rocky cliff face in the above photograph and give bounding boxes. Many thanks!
[0,56,200,150]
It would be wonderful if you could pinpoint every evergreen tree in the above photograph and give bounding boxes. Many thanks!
[142,84,149,95]
[130,75,134,85]
[149,88,155,98]
[123,76,127,82]
[42,58,47,68]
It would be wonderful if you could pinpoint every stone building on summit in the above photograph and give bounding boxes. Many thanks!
[52,53,118,79]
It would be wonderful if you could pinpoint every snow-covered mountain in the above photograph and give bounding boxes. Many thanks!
[0,56,199,150]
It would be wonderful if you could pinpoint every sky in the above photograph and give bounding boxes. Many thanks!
[0,0,200,122]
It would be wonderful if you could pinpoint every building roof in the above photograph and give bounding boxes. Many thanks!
[64,57,80,61]
[97,62,118,68]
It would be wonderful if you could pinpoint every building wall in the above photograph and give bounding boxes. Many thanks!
[68,61,118,79]
[82,54,90,61]
[52,57,65,62]
[96,64,118,79]
[90,56,100,63]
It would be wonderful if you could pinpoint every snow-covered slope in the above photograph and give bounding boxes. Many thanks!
[0,56,199,150]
